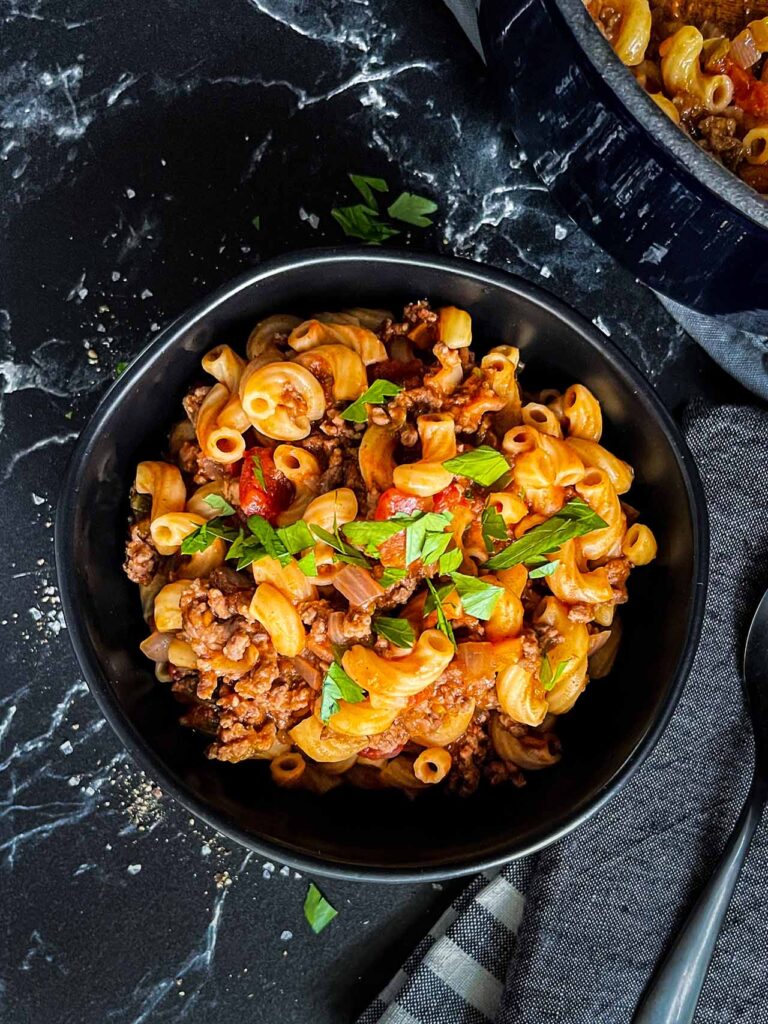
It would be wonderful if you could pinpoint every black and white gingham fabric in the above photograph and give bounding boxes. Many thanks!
[359,399,768,1024]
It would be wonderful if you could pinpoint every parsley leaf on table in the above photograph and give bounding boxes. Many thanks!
[348,173,388,210]
[304,883,338,934]
[387,191,438,228]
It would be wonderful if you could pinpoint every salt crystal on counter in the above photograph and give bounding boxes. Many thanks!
[127,864,142,875]
[280,930,292,941]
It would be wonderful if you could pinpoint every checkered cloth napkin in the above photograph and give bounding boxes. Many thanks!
[443,0,768,403]
[359,399,768,1023]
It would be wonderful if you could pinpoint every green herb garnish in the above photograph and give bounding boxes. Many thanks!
[310,524,371,568]
[540,656,571,691]
[387,191,438,228]
[404,511,453,567]
[320,660,366,721]
[277,519,315,555]
[331,205,399,245]
[438,548,463,575]
[481,504,508,553]
[425,579,455,648]
[304,883,338,934]
[483,499,607,571]
[349,173,388,209]
[339,379,403,423]
[331,175,437,245]
[528,560,559,579]
[252,214,261,230]
[204,493,236,516]
[180,518,239,555]
[442,446,510,487]
[296,550,318,577]
[379,567,407,588]
[449,572,503,620]
[373,616,416,649]
[252,453,267,491]
[115,360,129,377]
[341,513,419,556]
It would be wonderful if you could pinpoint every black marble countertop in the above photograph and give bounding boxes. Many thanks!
[0,2,755,1022]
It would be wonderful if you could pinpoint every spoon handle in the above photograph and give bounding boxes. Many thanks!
[632,779,763,1024]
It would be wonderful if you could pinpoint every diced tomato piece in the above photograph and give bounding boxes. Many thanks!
[378,532,406,568]
[726,60,768,118]
[358,742,405,761]
[432,481,471,514]
[239,447,293,524]
[368,358,425,386]
[374,487,431,521]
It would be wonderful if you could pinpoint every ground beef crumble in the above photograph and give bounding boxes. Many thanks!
[124,520,161,585]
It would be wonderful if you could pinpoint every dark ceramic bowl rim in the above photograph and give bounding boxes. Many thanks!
[552,0,768,232]
[55,248,709,882]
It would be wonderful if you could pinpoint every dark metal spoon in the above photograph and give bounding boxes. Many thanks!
[633,586,768,1024]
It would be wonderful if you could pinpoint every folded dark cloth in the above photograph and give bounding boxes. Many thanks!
[360,399,768,1024]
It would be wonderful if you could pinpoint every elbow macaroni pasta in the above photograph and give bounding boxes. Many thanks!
[124,295,656,796]
[588,2,768,195]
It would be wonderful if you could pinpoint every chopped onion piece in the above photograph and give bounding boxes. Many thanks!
[140,630,175,662]
[730,29,761,69]
[456,641,496,680]
[332,565,385,607]
[294,655,322,689]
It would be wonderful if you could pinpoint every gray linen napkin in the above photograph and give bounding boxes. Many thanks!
[443,0,768,403]
[359,399,768,1024]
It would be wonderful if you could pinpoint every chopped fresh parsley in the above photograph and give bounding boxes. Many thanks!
[379,566,407,588]
[331,204,399,245]
[349,173,388,209]
[204,493,236,516]
[423,580,454,615]
[425,579,456,648]
[449,572,503,620]
[442,446,510,487]
[342,512,419,555]
[339,379,403,423]
[310,524,371,568]
[277,519,315,555]
[252,214,261,230]
[225,515,312,571]
[373,615,416,649]
[296,550,318,577]
[180,517,239,555]
[481,504,508,553]
[528,560,559,579]
[227,532,262,570]
[387,191,438,228]
[248,514,292,563]
[331,174,437,244]
[319,660,366,721]
[483,499,607,571]
[115,360,129,377]
[404,511,452,567]
[304,883,337,934]
[540,656,571,691]
[252,452,267,491]
[438,547,463,575]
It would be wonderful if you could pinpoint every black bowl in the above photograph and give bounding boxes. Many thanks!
[479,0,768,332]
[55,249,707,881]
